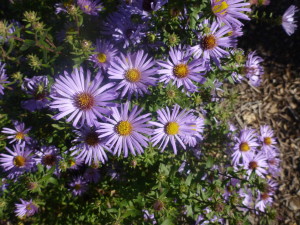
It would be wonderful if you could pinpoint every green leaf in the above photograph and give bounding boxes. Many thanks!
[185,174,193,186]
[161,218,174,225]
[20,39,35,51]
[205,156,214,169]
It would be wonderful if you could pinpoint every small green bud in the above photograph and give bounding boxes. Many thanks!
[147,33,156,43]
[0,21,8,37]
[203,26,211,34]
[67,5,78,15]
[24,11,39,23]
[27,181,39,191]
[167,33,180,47]
[12,72,23,81]
[33,22,45,32]
[27,54,42,71]
[153,200,164,211]
[166,89,176,99]
[81,40,92,51]
[0,199,7,208]
[59,161,68,171]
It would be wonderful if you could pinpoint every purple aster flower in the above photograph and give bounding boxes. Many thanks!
[70,125,109,165]
[282,5,298,36]
[157,46,206,93]
[98,102,153,157]
[1,178,9,193]
[0,61,9,95]
[89,39,117,71]
[255,190,273,212]
[36,146,61,170]
[259,125,277,152]
[244,51,264,87]
[239,188,253,209]
[50,68,117,127]
[231,128,258,165]
[83,167,100,183]
[108,50,157,99]
[77,0,103,15]
[0,144,35,178]
[143,209,157,224]
[231,71,244,84]
[190,19,236,67]
[150,105,196,154]
[15,199,38,217]
[267,156,280,177]
[211,79,224,101]
[2,121,31,145]
[102,11,147,48]
[21,76,50,112]
[69,176,88,196]
[211,0,251,28]
[243,152,268,178]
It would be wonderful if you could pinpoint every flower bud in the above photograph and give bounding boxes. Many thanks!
[153,200,164,211]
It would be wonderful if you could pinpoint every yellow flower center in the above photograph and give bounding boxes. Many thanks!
[69,160,76,167]
[173,64,189,78]
[26,204,32,211]
[84,5,91,11]
[97,53,107,63]
[15,132,25,140]
[201,35,217,50]
[13,155,26,167]
[125,69,141,82]
[239,142,250,152]
[85,132,99,146]
[116,121,133,136]
[165,122,180,135]
[212,0,229,15]
[249,161,258,170]
[264,137,272,145]
[75,92,94,110]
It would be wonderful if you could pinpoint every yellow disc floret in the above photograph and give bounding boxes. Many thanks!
[212,0,229,15]
[239,142,250,152]
[97,53,107,63]
[125,69,141,82]
[13,155,26,167]
[173,64,189,78]
[165,122,180,135]
[264,137,272,145]
[15,132,25,140]
[75,92,95,110]
[116,121,133,136]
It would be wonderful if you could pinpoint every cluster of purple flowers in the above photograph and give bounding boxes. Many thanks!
[230,125,280,212]
[1,0,294,221]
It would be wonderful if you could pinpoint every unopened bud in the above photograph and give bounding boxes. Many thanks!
[24,11,38,23]
[153,200,164,211]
